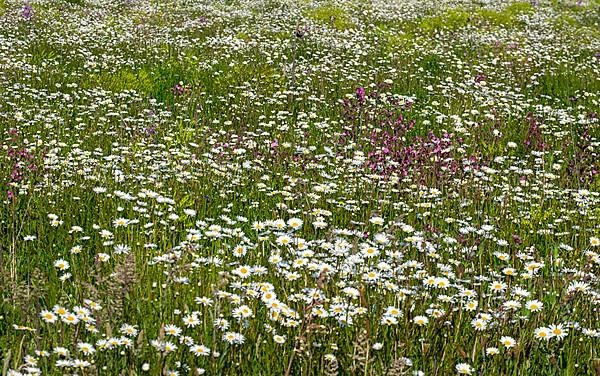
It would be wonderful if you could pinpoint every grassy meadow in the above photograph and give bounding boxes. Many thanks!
[1,0,599,374]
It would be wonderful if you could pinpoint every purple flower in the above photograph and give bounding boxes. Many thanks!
[171,82,190,96]
[355,87,365,103]
[145,125,157,136]
[22,2,33,21]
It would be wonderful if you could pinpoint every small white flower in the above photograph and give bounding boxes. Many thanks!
[53,259,70,271]
[413,316,429,326]
[456,363,474,374]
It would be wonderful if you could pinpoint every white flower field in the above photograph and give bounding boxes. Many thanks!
[0,0,599,374]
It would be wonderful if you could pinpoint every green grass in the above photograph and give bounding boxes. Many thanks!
[419,2,535,33]
[92,69,155,94]
[419,9,471,33]
[303,4,355,30]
